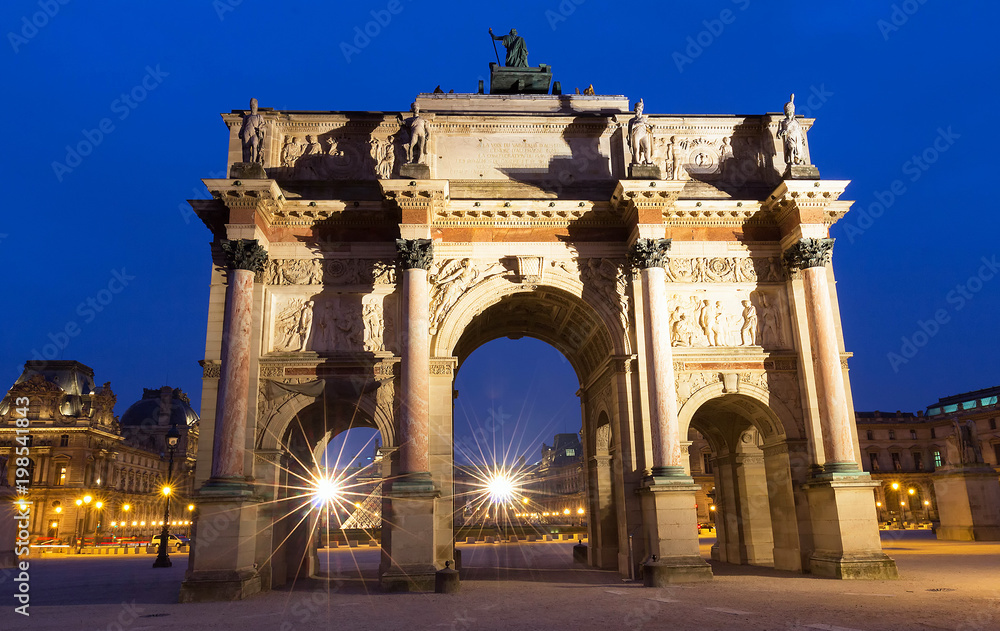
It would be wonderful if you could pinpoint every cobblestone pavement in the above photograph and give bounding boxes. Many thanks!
[4,532,999,631]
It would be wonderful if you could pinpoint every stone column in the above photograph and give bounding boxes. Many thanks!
[396,238,433,481]
[211,239,267,482]
[380,238,440,592]
[783,238,855,472]
[629,238,712,585]
[629,238,683,477]
[180,238,267,604]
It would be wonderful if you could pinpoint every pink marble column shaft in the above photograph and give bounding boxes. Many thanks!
[211,267,254,479]
[801,266,855,465]
[641,266,682,470]
[400,268,430,474]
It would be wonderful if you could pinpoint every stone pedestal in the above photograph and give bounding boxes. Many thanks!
[933,466,1000,541]
[638,480,713,585]
[785,164,821,179]
[629,165,662,180]
[178,491,262,602]
[0,488,19,569]
[229,162,267,179]
[803,474,898,579]
[399,163,431,179]
[489,63,552,94]
[380,478,440,592]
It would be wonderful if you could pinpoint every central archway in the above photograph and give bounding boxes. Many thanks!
[429,279,634,574]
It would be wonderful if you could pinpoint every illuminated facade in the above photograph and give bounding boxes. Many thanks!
[0,361,199,545]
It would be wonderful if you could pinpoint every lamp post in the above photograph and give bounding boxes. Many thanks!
[153,422,180,568]
[75,495,92,553]
[121,503,131,541]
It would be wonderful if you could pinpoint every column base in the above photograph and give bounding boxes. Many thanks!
[380,564,437,592]
[637,478,713,585]
[179,569,261,603]
[803,474,898,580]
[933,465,1000,541]
[809,551,899,580]
[642,555,713,586]
[198,477,256,497]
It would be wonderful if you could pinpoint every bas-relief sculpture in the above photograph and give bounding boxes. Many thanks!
[490,27,528,67]
[776,93,806,167]
[667,291,785,349]
[264,258,395,286]
[271,294,389,354]
[429,259,507,333]
[239,98,266,166]
[663,256,784,284]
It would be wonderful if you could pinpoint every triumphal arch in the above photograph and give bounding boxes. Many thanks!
[179,87,897,601]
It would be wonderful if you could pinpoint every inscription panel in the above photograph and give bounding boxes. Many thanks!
[436,133,612,181]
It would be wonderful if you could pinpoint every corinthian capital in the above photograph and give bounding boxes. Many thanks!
[628,238,672,270]
[783,238,834,271]
[220,239,268,273]
[396,238,434,271]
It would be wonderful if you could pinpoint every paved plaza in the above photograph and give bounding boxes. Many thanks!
[3,532,998,631]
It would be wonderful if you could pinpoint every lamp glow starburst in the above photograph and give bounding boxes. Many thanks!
[311,474,344,507]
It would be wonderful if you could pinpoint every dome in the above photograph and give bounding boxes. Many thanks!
[120,386,199,428]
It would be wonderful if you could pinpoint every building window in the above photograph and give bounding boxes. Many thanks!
[888,430,896,440]
[990,418,997,430]
[59,434,69,447]
[868,453,880,472]
[913,452,923,471]
[866,430,874,440]
[57,466,67,485]
[933,451,942,468]
[994,444,1000,465]
[702,454,713,474]
[910,430,917,440]
[891,453,902,471]
[930,427,936,439]
[565,449,575,457]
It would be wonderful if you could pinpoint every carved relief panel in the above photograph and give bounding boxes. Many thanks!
[265,290,396,354]
[666,288,789,350]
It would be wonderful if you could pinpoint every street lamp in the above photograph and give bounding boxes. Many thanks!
[74,495,92,553]
[153,422,180,568]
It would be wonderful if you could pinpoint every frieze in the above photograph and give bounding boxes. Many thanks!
[259,365,284,378]
[429,363,453,375]
[663,256,784,283]
[264,258,395,286]
[668,291,785,349]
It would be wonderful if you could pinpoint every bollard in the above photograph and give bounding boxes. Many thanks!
[509,535,518,543]
[485,536,495,544]
[465,536,476,544]
[544,534,553,541]
[573,542,588,564]
[435,561,460,594]
[349,540,359,548]
[368,539,378,547]
[527,535,537,542]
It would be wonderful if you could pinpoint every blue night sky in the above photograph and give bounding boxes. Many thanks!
[3,1,998,461]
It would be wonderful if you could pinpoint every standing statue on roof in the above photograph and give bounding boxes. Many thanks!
[239,98,267,165]
[627,99,654,166]
[490,28,528,67]
[776,93,806,166]
[397,103,431,165]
